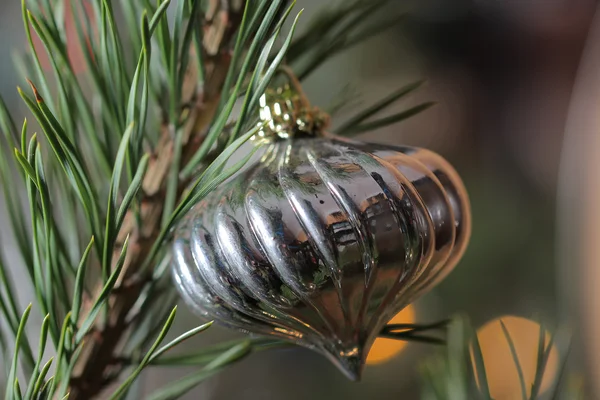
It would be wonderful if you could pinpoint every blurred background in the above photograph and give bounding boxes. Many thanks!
[1,0,599,398]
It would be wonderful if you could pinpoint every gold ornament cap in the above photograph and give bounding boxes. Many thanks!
[253,67,330,142]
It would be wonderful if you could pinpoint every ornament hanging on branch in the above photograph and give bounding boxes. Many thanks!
[171,69,471,380]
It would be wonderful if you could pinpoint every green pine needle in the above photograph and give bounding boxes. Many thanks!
[149,321,214,363]
[147,341,253,400]
[0,1,438,398]
[335,80,425,133]
[70,237,95,325]
[31,357,54,398]
[6,304,32,400]
[109,306,178,400]
[500,320,528,400]
[341,102,436,136]
[75,236,129,344]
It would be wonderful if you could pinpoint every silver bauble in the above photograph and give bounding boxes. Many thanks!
[171,84,471,380]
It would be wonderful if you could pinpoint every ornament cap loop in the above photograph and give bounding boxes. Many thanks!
[252,67,330,142]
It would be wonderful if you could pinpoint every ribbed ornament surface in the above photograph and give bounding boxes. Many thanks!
[171,135,471,380]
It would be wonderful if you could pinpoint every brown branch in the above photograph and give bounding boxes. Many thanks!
[67,2,245,399]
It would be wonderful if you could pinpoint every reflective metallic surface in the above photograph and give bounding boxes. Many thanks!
[171,134,471,380]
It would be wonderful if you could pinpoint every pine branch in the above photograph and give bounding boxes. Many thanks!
[0,1,435,399]
[419,316,578,400]
[67,2,249,398]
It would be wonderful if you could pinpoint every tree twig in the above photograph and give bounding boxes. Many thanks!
[67,2,246,398]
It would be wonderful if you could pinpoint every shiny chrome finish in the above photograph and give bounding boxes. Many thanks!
[171,132,471,380]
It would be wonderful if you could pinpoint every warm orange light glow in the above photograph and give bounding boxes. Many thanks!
[366,305,416,364]
[473,316,559,400]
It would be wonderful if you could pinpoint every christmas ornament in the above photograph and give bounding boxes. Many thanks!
[171,72,471,380]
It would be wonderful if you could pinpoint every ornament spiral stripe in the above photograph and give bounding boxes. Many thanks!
[172,134,471,380]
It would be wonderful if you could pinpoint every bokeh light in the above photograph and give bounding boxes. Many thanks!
[366,305,416,365]
[472,316,559,400]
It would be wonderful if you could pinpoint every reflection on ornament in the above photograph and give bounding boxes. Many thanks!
[366,304,416,365]
[171,71,471,381]
[473,316,559,400]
